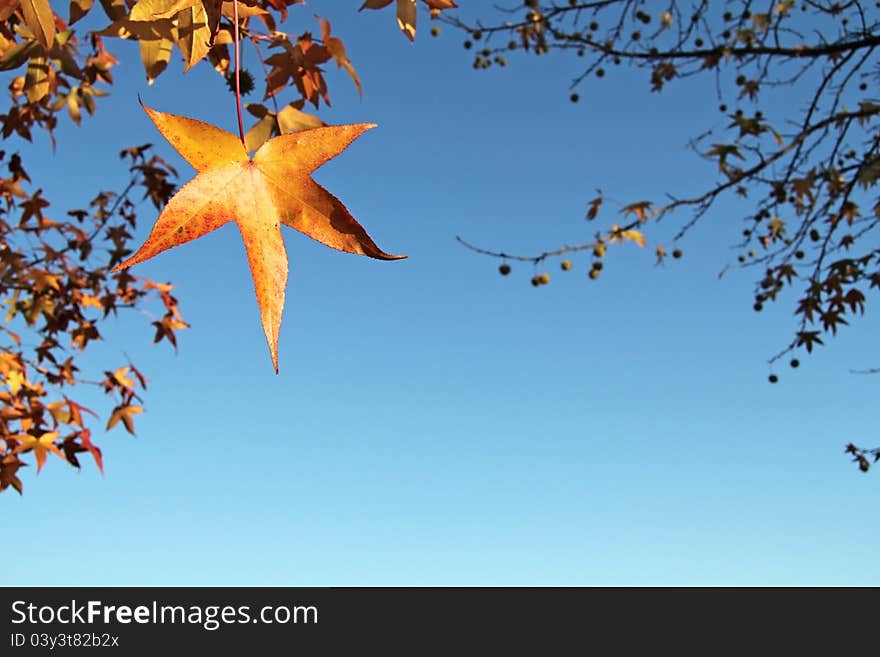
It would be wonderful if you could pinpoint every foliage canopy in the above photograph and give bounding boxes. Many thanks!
[443,1,880,472]
[1,0,876,494]
[0,0,455,494]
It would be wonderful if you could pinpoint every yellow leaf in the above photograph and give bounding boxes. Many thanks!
[623,230,646,247]
[80,293,103,309]
[98,0,127,20]
[752,13,770,32]
[20,0,56,50]
[360,0,418,40]
[768,216,785,237]
[113,366,136,390]
[609,225,646,247]
[129,0,179,20]
[775,1,794,16]
[140,35,174,83]
[97,0,177,54]
[46,400,70,423]
[31,268,61,292]
[621,201,653,223]
[13,432,64,472]
[107,405,143,434]
[277,103,325,134]
[24,54,50,103]
[244,112,275,153]
[176,3,212,71]
[6,369,24,394]
[66,89,82,124]
[0,40,40,72]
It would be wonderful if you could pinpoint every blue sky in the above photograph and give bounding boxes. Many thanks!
[6,3,879,585]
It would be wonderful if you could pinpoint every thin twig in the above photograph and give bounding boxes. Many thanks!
[233,1,245,147]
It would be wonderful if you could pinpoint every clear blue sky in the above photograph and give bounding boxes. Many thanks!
[7,3,878,585]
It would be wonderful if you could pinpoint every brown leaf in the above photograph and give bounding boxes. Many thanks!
[150,0,201,19]
[69,0,95,24]
[98,0,127,21]
[586,193,602,221]
[360,0,393,9]
[361,0,418,41]
[97,0,178,82]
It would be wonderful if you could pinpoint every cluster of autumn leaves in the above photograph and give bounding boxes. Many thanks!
[0,0,457,144]
[0,0,459,493]
[3,0,875,490]
[0,145,185,494]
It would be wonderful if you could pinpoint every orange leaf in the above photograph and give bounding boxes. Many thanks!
[13,432,65,473]
[360,0,393,10]
[115,103,405,372]
[107,404,143,434]
[78,429,104,473]
[361,0,458,40]
[423,0,457,17]
[112,366,136,390]
[69,0,95,24]
[318,16,362,96]
[621,201,653,223]
[65,397,98,427]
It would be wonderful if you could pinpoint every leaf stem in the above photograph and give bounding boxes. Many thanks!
[232,1,245,147]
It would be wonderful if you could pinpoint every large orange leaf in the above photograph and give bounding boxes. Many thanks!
[115,103,405,372]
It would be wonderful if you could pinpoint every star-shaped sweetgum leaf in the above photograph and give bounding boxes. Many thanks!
[115,102,405,372]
